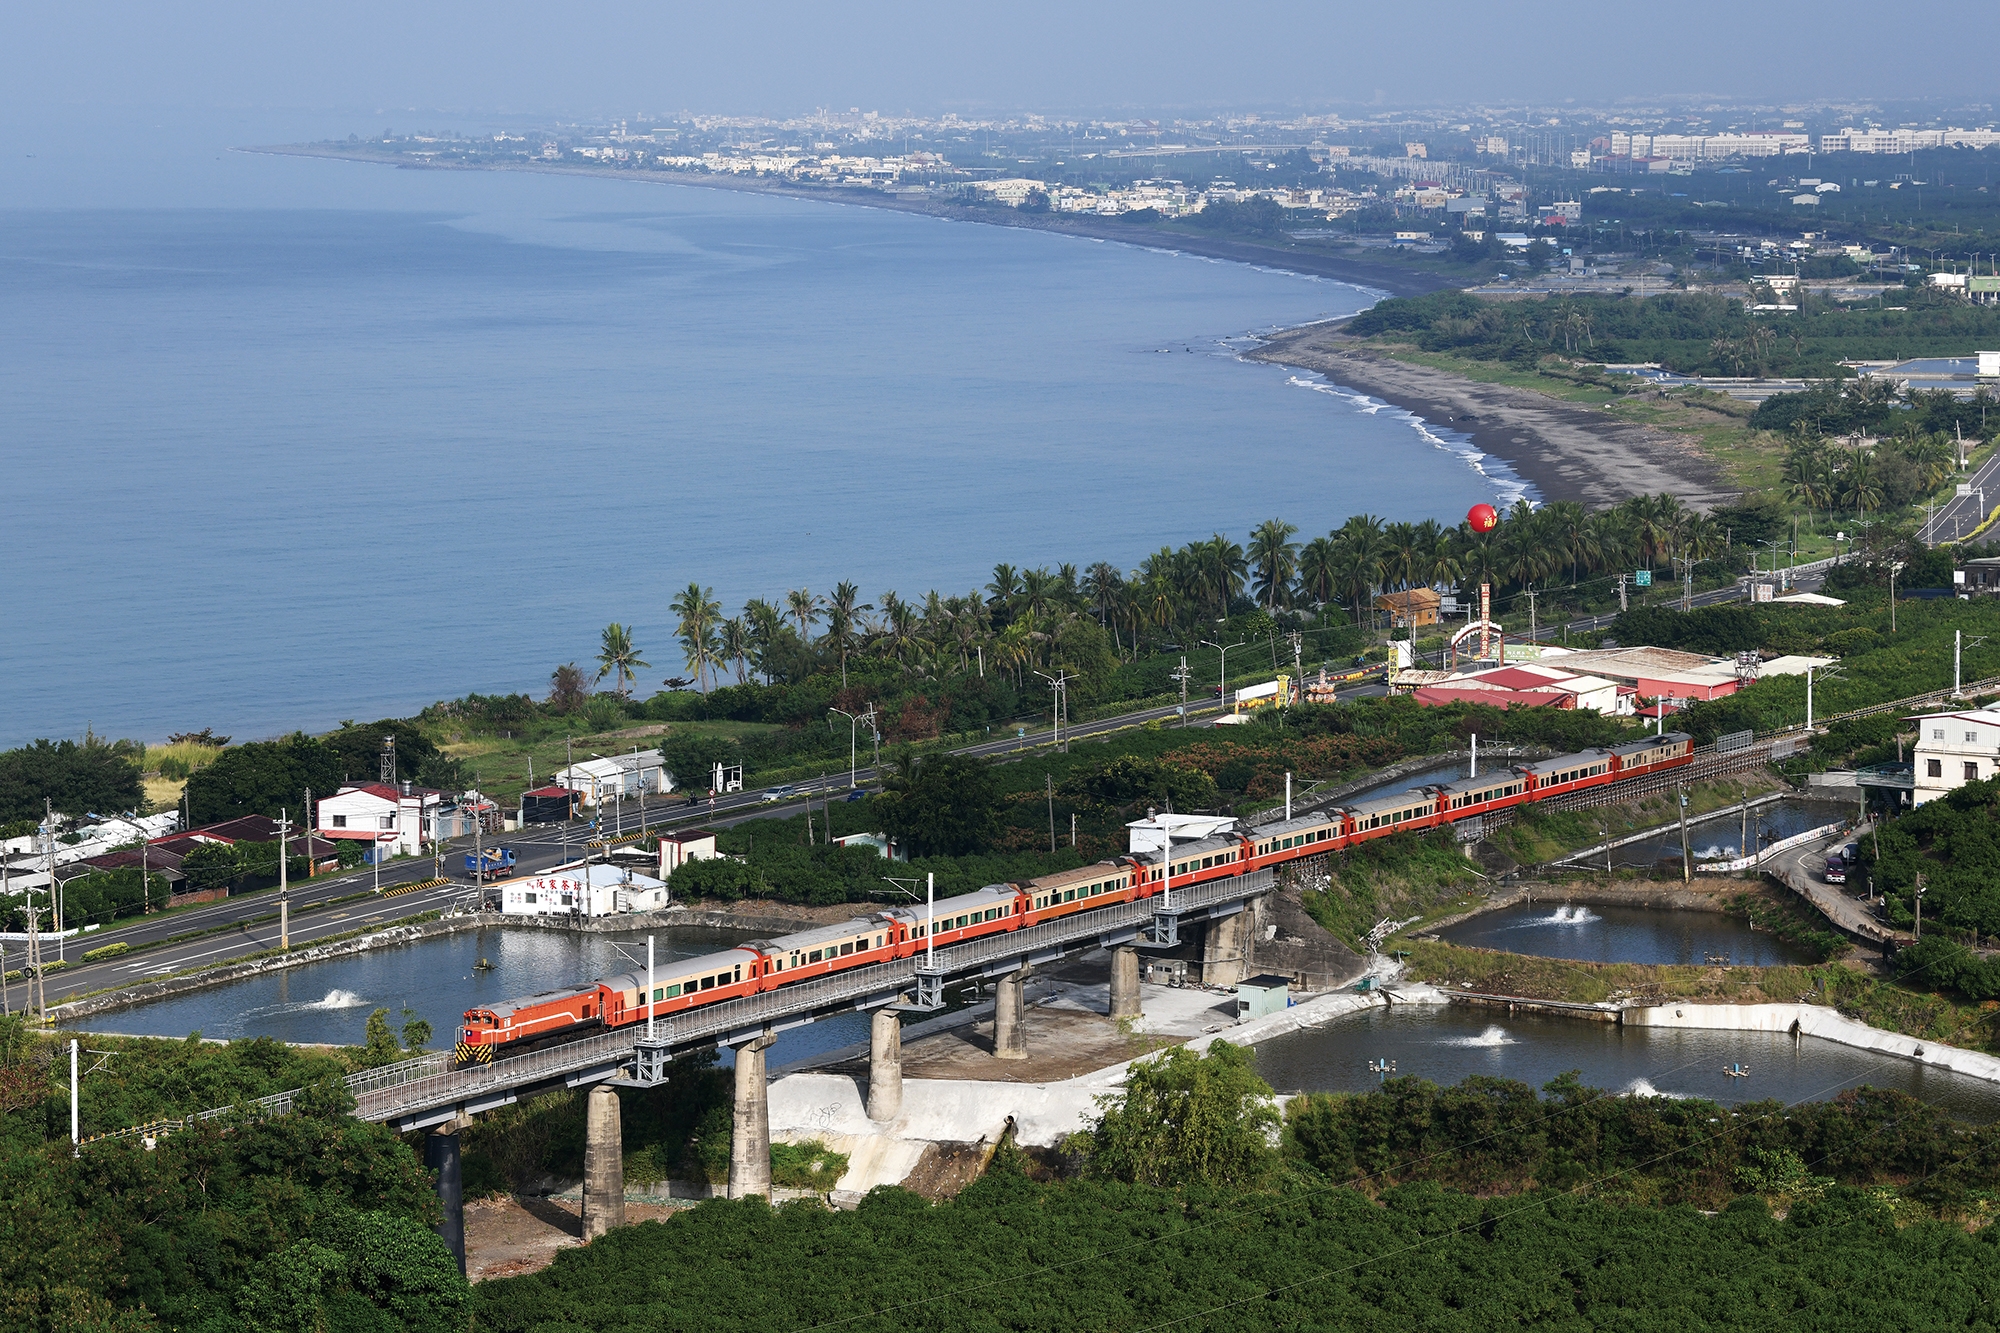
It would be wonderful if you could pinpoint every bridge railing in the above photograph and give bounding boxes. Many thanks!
[343,869,1274,1125]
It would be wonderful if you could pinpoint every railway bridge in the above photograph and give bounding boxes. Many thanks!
[167,869,1277,1261]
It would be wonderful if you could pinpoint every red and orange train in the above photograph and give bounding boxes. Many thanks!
[455,732,1693,1061]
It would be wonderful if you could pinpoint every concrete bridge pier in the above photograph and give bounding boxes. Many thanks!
[729,1027,779,1199]
[1202,910,1253,987]
[1108,945,1142,1021]
[424,1123,466,1274]
[582,1085,625,1239]
[994,965,1030,1060]
[867,1008,903,1122]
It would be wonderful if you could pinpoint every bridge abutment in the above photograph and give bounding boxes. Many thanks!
[582,1085,625,1239]
[1108,945,1141,1020]
[729,1027,778,1199]
[867,1008,903,1122]
[1201,910,1253,987]
[424,1125,466,1275]
[994,965,1029,1059]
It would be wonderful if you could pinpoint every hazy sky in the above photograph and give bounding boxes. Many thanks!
[8,1,2000,120]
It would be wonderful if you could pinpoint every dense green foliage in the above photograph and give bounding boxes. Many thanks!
[183,721,461,824]
[473,1168,2000,1331]
[0,1023,463,1331]
[0,735,145,824]
[1351,287,2000,380]
[1070,1042,1280,1188]
[1288,1073,1996,1210]
[876,750,1001,856]
[1865,776,2000,952]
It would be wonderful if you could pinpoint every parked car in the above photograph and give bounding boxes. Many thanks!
[1824,854,1847,885]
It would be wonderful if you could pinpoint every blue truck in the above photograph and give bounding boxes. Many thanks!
[465,848,517,879]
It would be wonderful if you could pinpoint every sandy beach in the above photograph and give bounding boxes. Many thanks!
[1248,324,1737,511]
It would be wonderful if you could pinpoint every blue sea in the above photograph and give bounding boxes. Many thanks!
[0,111,1523,747]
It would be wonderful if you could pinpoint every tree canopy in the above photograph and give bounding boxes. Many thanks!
[0,736,144,824]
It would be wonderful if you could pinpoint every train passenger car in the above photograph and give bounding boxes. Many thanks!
[1244,813,1344,875]
[887,884,1021,953]
[1431,771,1529,816]
[1132,833,1253,896]
[596,946,766,1025]
[459,983,602,1056]
[1516,751,1615,797]
[1341,790,1441,843]
[761,915,900,984]
[1606,732,1694,776]
[1015,862,1135,919]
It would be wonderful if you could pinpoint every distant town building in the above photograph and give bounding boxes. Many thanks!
[657,830,722,877]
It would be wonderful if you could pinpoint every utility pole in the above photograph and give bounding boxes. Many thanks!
[1915,873,1928,941]
[278,806,290,952]
[1524,588,1538,644]
[1617,573,1628,613]
[1170,656,1191,727]
[1677,786,1691,884]
[1890,561,1903,633]
[1070,812,1077,849]
[563,736,575,869]
[1046,774,1057,854]
[45,800,61,965]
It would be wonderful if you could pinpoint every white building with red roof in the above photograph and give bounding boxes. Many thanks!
[1412,663,1631,715]
[316,781,443,858]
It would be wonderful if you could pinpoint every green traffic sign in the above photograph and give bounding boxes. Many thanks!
[1634,570,1652,587]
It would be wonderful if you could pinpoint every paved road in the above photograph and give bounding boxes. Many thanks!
[1921,454,2000,546]
[1769,822,1905,947]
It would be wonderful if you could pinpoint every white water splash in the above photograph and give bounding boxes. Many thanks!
[1444,1024,1518,1048]
[1537,905,1600,926]
[1623,1078,1689,1099]
[249,988,370,1017]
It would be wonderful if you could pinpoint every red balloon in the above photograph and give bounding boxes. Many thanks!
[1467,503,1499,533]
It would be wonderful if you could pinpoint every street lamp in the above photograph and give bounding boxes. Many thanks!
[1199,640,1248,714]
[1033,670,1070,752]
[829,706,874,790]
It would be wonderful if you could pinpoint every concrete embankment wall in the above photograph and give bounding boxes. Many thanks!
[1623,1002,2000,1084]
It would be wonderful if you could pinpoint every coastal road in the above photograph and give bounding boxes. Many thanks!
[1920,453,2000,546]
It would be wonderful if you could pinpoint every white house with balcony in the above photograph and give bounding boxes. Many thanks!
[553,750,670,808]
[316,781,443,858]
[1910,705,2000,806]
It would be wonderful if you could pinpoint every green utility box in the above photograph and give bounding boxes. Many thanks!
[1236,974,1294,1021]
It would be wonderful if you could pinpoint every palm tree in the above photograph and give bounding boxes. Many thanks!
[595,623,648,697]
[1545,501,1594,588]
[671,585,723,694]
[1383,521,1422,593]
[826,580,870,687]
[1085,562,1124,627]
[986,564,1022,623]
[1839,449,1883,513]
[719,617,752,685]
[1298,536,1339,607]
[1247,519,1300,611]
[741,598,785,682]
[1329,540,1382,632]
[1019,567,1060,626]
[786,588,823,642]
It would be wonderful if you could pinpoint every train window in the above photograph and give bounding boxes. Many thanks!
[876,935,884,947]
[699,977,713,991]
[840,942,854,956]
[666,984,682,998]
[809,949,822,963]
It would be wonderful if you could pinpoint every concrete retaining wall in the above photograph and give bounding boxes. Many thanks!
[1623,1002,2000,1085]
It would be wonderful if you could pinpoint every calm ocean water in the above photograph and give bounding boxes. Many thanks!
[0,116,1522,746]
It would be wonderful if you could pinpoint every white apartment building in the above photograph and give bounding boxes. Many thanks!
[1910,705,2000,806]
